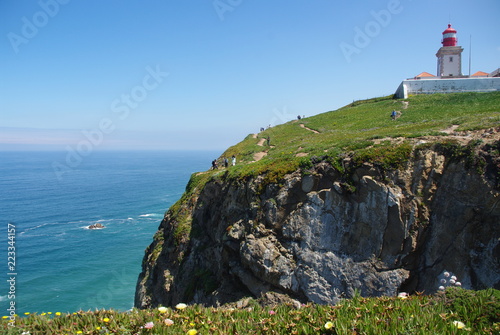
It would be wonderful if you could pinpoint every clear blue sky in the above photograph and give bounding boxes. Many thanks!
[1,0,499,151]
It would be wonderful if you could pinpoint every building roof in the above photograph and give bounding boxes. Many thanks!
[442,24,457,34]
[471,71,489,77]
[415,72,436,78]
[490,68,500,77]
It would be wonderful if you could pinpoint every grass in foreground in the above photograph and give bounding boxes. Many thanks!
[3,288,499,334]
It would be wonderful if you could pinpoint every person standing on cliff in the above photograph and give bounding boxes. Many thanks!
[224,157,228,168]
[231,155,236,166]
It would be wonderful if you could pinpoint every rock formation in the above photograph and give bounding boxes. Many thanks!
[88,223,105,229]
[135,138,500,309]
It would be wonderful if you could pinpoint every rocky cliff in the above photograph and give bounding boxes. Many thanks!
[135,131,500,309]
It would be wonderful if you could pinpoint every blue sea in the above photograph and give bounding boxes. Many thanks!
[0,150,219,314]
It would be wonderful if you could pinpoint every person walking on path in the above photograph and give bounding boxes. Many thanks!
[231,155,236,166]
[391,110,397,120]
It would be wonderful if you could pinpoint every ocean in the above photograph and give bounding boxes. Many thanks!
[0,150,219,314]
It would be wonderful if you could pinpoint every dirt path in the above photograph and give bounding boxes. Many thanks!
[300,124,320,134]
[257,138,266,146]
[441,125,459,134]
[253,151,267,161]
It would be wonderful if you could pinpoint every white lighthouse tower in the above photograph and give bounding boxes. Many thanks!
[436,24,464,77]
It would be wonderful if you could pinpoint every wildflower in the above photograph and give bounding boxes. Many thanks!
[158,306,168,313]
[443,271,450,277]
[324,321,334,330]
[190,322,196,327]
[47,312,52,315]
[144,322,154,329]
[55,312,61,316]
[455,281,462,287]
[2,316,9,319]
[175,303,187,310]
[40,313,46,316]
[187,329,197,335]
[103,317,110,323]
[438,286,445,291]
[453,320,466,329]
[164,318,174,326]
[76,332,83,334]
[269,310,276,315]
[397,292,408,299]
[96,327,101,330]
[24,312,30,315]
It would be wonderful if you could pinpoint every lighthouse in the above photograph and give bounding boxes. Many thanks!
[436,24,464,77]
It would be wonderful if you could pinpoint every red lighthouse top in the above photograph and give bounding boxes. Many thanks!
[442,24,458,47]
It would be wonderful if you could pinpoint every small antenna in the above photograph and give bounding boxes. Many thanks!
[468,35,472,77]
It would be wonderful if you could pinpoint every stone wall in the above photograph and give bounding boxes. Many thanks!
[395,77,500,99]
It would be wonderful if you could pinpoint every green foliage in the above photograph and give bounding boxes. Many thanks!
[352,142,413,170]
[4,289,499,334]
[173,215,192,246]
[440,287,500,331]
[435,139,486,171]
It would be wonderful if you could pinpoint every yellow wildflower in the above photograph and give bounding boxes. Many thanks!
[158,306,168,313]
[103,317,110,323]
[55,312,61,316]
[187,329,197,335]
[453,320,466,329]
[324,321,334,330]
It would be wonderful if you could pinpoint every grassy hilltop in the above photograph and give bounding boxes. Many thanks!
[222,92,500,179]
[180,92,500,207]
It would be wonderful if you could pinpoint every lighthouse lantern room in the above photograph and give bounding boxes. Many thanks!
[436,24,463,77]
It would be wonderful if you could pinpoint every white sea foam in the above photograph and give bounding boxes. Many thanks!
[139,213,161,217]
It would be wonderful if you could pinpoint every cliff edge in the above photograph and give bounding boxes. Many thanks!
[135,93,500,308]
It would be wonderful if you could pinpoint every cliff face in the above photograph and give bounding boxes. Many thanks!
[135,138,500,308]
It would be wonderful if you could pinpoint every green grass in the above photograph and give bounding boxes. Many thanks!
[3,288,499,334]
[219,92,499,182]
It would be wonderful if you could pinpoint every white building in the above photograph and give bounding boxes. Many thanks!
[394,24,500,99]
